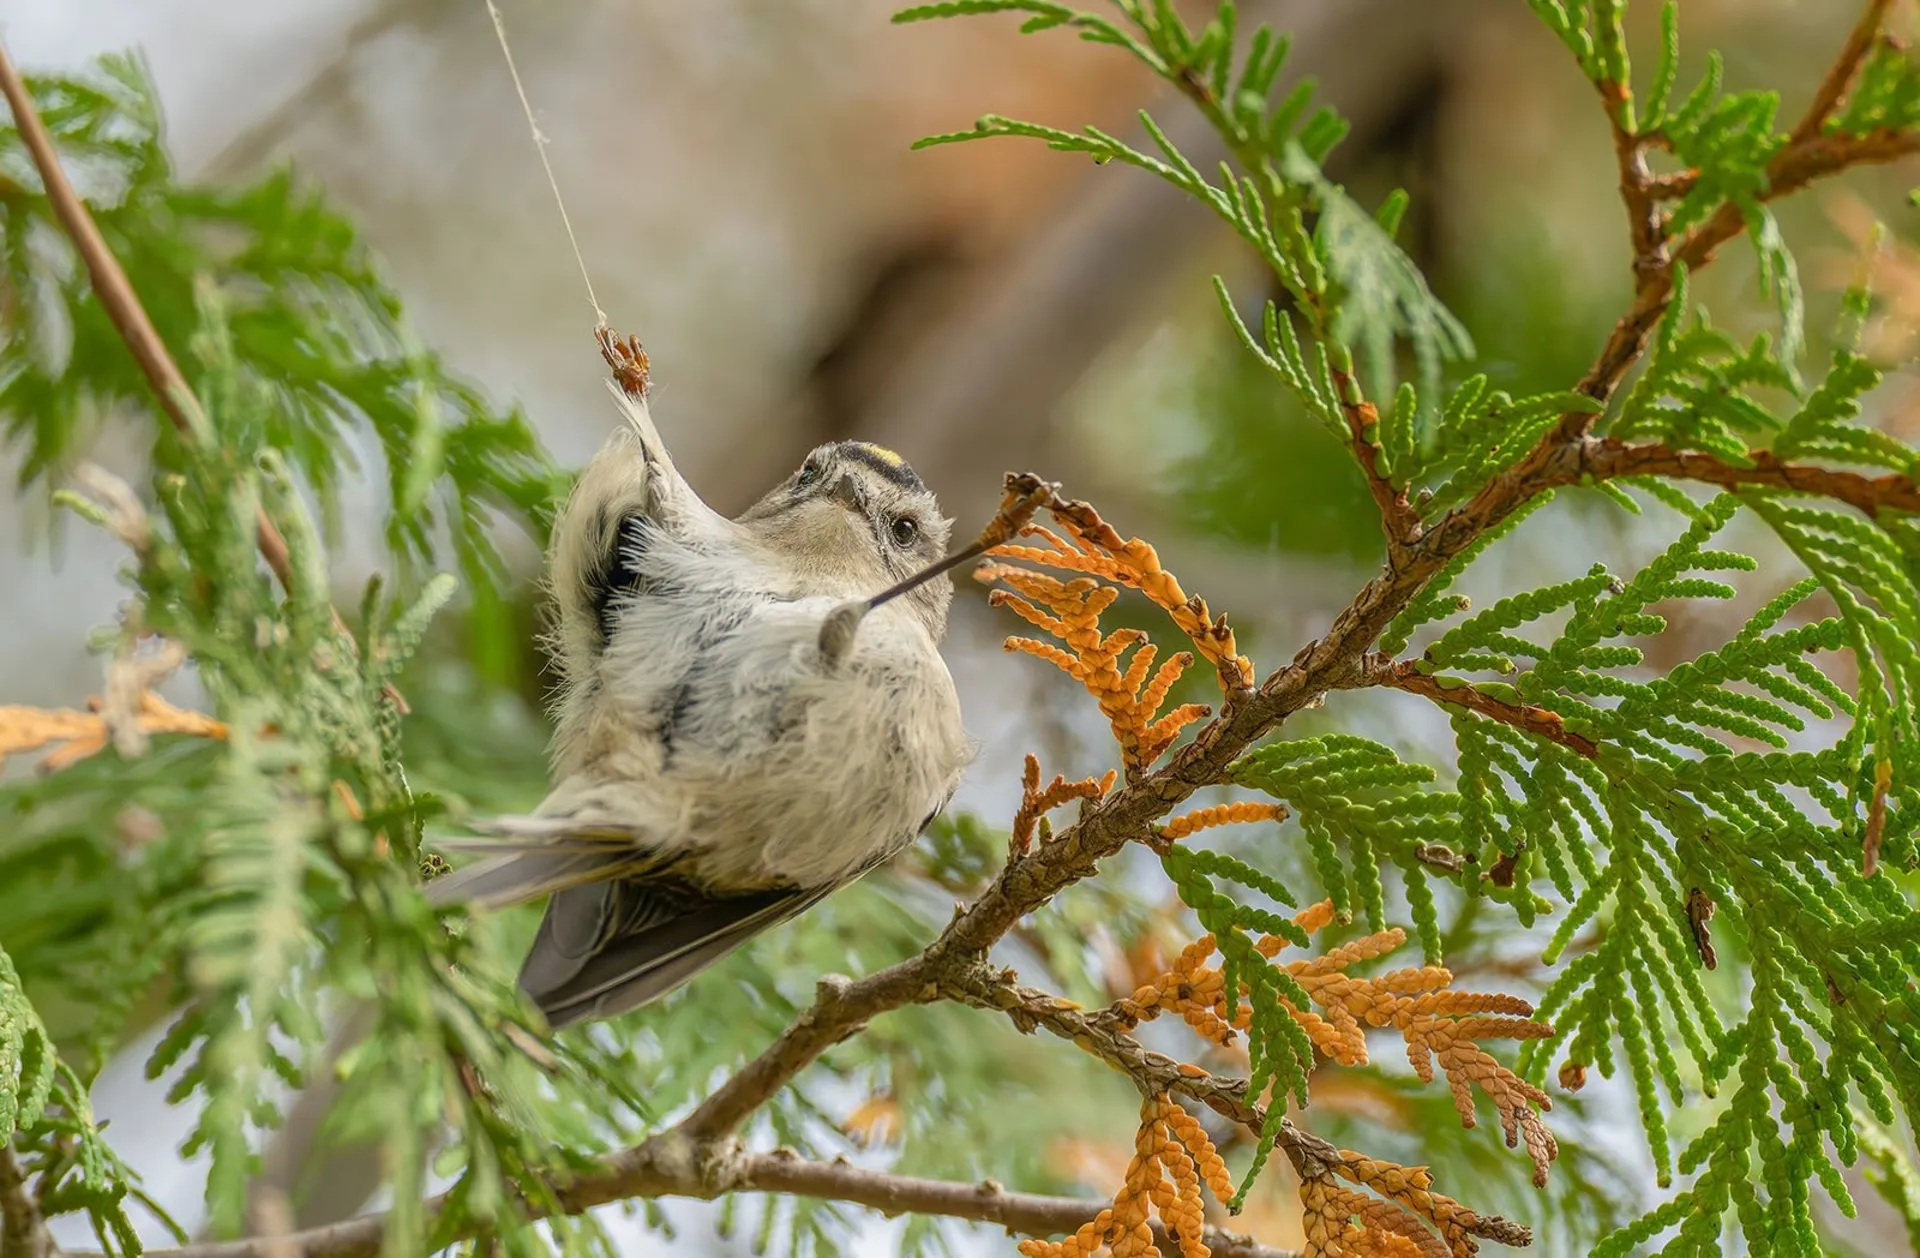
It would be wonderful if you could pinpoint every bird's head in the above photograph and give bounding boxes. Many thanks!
[737,441,954,639]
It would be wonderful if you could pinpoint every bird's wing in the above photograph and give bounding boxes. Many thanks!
[521,880,833,1029]
[548,381,732,667]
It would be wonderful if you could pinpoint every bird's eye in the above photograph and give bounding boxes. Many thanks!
[890,516,919,548]
[795,462,820,489]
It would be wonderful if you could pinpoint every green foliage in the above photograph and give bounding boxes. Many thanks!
[903,0,1920,1251]
[1524,0,1631,112]
[1610,268,1794,463]
[0,54,567,635]
[4,944,152,1254]
[1230,735,1464,952]
[1158,840,1313,1202]
[898,0,1470,412]
[1832,39,1920,136]
[5,2,1920,1257]
[27,291,634,1251]
[1858,1112,1920,1252]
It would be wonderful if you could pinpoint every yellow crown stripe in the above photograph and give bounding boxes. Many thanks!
[854,443,905,468]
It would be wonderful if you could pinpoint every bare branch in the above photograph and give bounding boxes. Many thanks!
[106,1143,1296,1258]
[1359,658,1601,759]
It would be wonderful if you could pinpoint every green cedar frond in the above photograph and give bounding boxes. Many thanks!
[1773,346,1907,472]
[0,54,565,612]
[1421,382,1601,514]
[1858,1112,1920,1252]
[1610,268,1796,460]
[0,946,56,1145]
[1643,2,1682,131]
[1659,77,1783,238]
[1231,735,1461,952]
[1832,39,1920,136]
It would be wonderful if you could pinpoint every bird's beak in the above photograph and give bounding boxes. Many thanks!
[824,473,867,515]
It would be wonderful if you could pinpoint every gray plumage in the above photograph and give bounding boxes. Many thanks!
[428,382,971,1027]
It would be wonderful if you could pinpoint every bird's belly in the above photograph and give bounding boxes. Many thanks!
[676,664,965,887]
[569,594,969,890]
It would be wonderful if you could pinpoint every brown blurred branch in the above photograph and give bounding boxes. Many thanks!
[777,0,1449,521]
[0,1148,55,1258]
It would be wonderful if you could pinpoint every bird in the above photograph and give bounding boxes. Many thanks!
[427,371,974,1029]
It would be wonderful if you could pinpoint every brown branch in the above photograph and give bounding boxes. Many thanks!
[1598,77,1666,280]
[941,967,1532,1250]
[1790,0,1897,146]
[1645,170,1695,201]
[1566,436,1920,516]
[1360,659,1601,759]
[1329,365,1424,559]
[941,964,1335,1172]
[0,1147,56,1258]
[106,1143,1294,1258]
[1529,0,1917,461]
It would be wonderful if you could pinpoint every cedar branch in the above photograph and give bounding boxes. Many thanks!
[0,38,291,591]
[1564,437,1920,516]
[30,3,1920,1255]
[1791,0,1897,146]
[0,36,386,695]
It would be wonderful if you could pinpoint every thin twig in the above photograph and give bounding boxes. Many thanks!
[1597,76,1665,279]
[1360,659,1601,759]
[108,1144,1295,1258]
[1565,437,1920,516]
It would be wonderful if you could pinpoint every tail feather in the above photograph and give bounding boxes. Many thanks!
[424,815,680,909]
[423,848,627,912]
[523,881,831,1028]
[431,814,650,855]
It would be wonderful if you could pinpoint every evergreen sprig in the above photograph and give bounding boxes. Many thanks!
[897,0,1470,413]
[0,53,566,618]
[1229,735,1462,953]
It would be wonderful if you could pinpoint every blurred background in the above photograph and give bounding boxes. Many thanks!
[3,0,1917,1253]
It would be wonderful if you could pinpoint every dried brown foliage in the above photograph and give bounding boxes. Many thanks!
[1113,902,1558,1188]
[1018,1094,1236,1258]
[979,495,1253,778]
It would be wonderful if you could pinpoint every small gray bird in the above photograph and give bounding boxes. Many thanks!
[429,379,972,1028]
